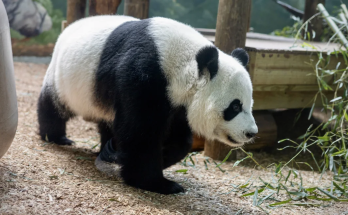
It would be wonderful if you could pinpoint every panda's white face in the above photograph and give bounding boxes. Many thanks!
[187,49,258,146]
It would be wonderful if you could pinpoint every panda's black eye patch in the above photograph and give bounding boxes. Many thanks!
[223,99,242,121]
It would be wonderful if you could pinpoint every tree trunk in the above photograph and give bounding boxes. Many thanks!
[303,0,325,41]
[67,0,86,25]
[204,0,252,161]
[89,0,122,16]
[124,0,150,19]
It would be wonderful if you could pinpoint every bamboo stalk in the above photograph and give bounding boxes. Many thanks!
[339,12,348,32]
[317,3,348,49]
[341,4,348,19]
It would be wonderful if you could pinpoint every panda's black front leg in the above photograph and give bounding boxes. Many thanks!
[162,107,193,169]
[109,105,184,194]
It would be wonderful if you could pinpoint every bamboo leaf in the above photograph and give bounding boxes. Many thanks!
[175,169,188,174]
[329,156,334,171]
[308,103,315,120]
[290,203,321,207]
[285,171,291,184]
[253,187,259,206]
[317,187,340,202]
[344,110,348,121]
[242,188,265,197]
[216,149,232,167]
[333,182,346,194]
[269,199,292,207]
[336,62,341,70]
[330,97,342,103]
[305,187,317,192]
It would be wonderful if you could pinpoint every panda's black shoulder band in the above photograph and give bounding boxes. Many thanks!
[98,139,118,163]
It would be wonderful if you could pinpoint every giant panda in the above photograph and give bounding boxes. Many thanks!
[37,15,258,194]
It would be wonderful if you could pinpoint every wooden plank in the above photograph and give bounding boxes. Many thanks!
[249,52,345,85]
[124,0,149,19]
[67,0,86,25]
[253,84,341,92]
[253,91,335,110]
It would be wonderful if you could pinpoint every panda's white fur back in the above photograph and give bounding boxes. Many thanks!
[42,15,138,122]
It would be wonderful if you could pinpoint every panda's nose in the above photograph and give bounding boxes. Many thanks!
[245,132,256,139]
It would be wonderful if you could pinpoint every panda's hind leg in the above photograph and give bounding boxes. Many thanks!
[97,121,114,151]
[37,89,74,145]
[162,107,193,169]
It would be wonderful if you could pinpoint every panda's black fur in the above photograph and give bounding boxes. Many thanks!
[37,16,256,194]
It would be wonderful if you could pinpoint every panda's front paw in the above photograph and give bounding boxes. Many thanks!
[55,136,75,145]
[161,179,185,194]
[147,178,185,195]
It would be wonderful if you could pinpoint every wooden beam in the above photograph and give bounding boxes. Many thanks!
[204,0,252,161]
[303,0,325,41]
[253,91,335,110]
[124,0,149,19]
[67,0,86,25]
[89,0,122,16]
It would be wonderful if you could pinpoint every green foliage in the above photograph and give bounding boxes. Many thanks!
[272,3,348,42]
[272,17,302,38]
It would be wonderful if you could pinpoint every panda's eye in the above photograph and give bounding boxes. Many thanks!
[232,104,241,112]
[223,99,242,121]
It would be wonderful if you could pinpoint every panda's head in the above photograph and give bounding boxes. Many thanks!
[187,46,258,147]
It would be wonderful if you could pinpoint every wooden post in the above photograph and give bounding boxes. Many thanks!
[246,2,252,32]
[214,0,252,54]
[67,0,86,25]
[302,0,325,41]
[124,0,149,19]
[89,0,122,16]
[204,0,252,161]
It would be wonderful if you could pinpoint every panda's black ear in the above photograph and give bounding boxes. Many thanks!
[196,46,219,80]
[231,48,249,67]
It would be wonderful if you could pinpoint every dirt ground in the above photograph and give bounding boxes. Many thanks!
[0,62,347,215]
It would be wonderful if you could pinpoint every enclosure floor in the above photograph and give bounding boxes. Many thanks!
[0,62,347,215]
